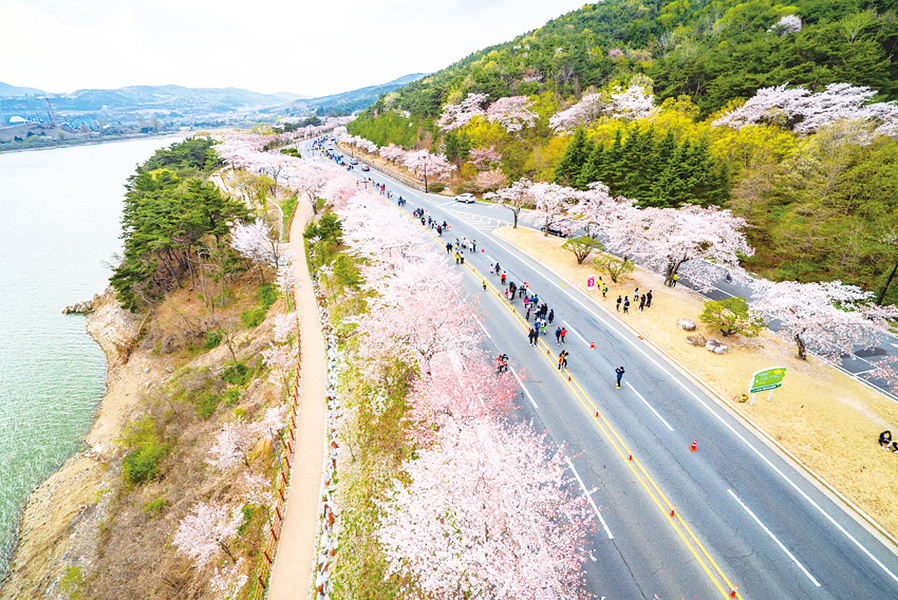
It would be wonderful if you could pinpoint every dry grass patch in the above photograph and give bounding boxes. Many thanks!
[497,225,898,538]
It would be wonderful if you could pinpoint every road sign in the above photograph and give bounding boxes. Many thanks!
[750,367,787,393]
[587,276,596,291]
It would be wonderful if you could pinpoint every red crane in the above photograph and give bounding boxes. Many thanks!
[44,97,58,126]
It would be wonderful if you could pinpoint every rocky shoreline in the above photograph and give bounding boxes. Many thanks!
[0,290,165,599]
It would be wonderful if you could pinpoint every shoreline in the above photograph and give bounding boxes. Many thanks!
[0,290,167,598]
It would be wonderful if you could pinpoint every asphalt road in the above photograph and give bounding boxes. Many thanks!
[301,141,898,599]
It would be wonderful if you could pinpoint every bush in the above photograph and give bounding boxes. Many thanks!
[428,182,446,193]
[222,362,253,386]
[258,284,278,310]
[122,442,168,485]
[203,329,223,350]
[223,388,241,406]
[241,307,267,328]
[143,496,170,517]
[195,392,220,418]
[454,181,479,194]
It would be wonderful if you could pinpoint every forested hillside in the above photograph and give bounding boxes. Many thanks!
[347,0,898,304]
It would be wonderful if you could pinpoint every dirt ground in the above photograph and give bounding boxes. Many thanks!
[496,226,898,542]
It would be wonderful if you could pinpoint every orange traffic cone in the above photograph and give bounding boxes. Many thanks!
[628,451,633,461]
[729,585,739,598]
[670,505,676,517]
[689,440,698,452]
[590,340,595,349]
[567,375,571,382]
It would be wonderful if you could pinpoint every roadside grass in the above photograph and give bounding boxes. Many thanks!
[497,225,898,539]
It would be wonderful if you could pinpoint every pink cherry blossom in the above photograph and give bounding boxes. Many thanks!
[484,178,536,228]
[379,143,408,164]
[438,92,489,131]
[475,168,507,192]
[486,96,538,132]
[469,145,502,170]
[173,501,243,567]
[377,417,595,600]
[752,280,898,360]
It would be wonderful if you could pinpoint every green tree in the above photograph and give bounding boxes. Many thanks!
[563,236,604,264]
[699,297,764,337]
[554,128,594,187]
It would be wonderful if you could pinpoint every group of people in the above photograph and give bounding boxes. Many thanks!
[616,287,654,314]
[878,430,898,452]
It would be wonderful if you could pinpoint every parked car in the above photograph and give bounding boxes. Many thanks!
[455,193,475,204]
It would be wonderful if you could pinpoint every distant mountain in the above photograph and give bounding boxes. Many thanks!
[0,82,46,97]
[289,73,427,116]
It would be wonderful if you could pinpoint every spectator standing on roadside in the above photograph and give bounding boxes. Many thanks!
[615,366,625,389]
[646,290,653,308]
[623,297,630,313]
[602,284,608,298]
[616,296,622,311]
[639,294,646,311]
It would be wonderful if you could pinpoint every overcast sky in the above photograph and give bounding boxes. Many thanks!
[3,0,588,97]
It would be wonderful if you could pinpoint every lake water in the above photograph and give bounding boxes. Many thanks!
[0,136,183,572]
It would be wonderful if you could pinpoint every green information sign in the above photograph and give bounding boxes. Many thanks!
[750,367,787,393]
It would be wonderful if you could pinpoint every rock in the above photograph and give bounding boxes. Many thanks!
[62,300,93,314]
[677,318,696,331]
[705,339,728,354]
[686,334,707,347]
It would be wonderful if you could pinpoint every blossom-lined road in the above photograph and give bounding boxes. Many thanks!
[300,141,898,599]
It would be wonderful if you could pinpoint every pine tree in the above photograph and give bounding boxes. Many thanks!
[575,142,605,190]
[553,128,594,188]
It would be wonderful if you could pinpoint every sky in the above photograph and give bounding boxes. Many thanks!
[3,0,589,97]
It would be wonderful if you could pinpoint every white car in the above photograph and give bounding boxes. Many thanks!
[455,193,475,204]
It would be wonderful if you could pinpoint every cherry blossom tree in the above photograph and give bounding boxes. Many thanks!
[475,168,507,192]
[469,145,502,170]
[485,179,535,228]
[378,417,595,600]
[713,83,898,137]
[402,149,456,192]
[568,181,621,238]
[230,220,279,281]
[408,353,520,437]
[173,501,243,566]
[606,85,656,120]
[271,311,298,343]
[486,96,538,132]
[526,182,581,236]
[751,280,898,360]
[867,357,898,395]
[768,14,802,35]
[438,92,488,130]
[379,143,408,164]
[605,204,753,288]
[207,422,261,470]
[549,93,605,132]
[209,557,248,600]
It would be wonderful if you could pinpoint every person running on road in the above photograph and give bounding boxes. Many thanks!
[528,327,539,346]
[460,251,465,264]
[437,225,443,236]
[471,239,477,252]
[547,308,554,324]
[615,366,625,389]
[482,279,487,291]
[501,272,507,285]
[559,327,568,344]
[446,241,453,254]
[555,326,562,345]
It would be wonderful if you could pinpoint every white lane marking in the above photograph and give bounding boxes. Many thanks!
[625,382,674,432]
[510,367,537,409]
[566,457,613,539]
[485,233,898,583]
[891,343,898,349]
[561,319,588,344]
[473,315,492,339]
[727,489,821,587]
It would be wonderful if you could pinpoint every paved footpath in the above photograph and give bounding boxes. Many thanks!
[268,199,327,600]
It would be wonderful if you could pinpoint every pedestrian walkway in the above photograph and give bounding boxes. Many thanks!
[267,199,327,600]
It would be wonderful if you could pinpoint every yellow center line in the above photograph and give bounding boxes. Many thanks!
[463,258,743,600]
